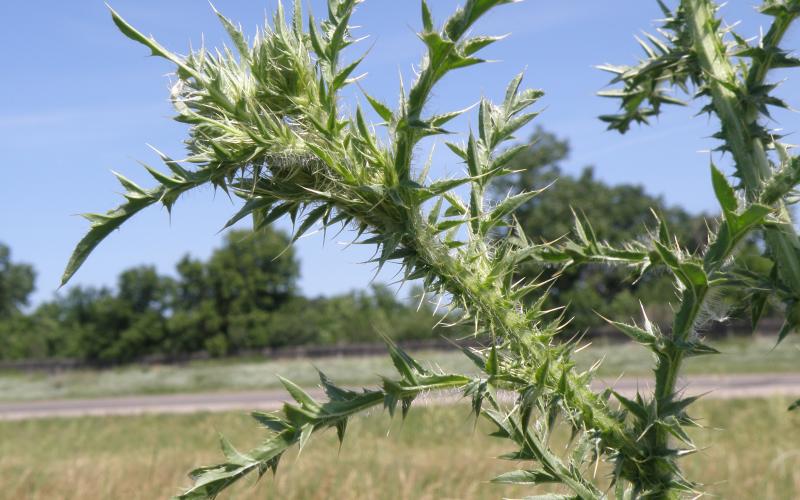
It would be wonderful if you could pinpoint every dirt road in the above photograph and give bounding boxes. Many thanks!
[1,372,798,420]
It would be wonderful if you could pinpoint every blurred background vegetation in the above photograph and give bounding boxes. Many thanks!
[0,128,771,364]
[0,227,445,362]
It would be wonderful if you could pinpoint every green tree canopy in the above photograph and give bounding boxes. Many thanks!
[206,228,299,315]
[0,243,36,318]
[0,227,450,362]
[168,228,300,355]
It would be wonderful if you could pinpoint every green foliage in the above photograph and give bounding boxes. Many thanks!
[0,243,36,319]
[63,1,800,499]
[1,230,446,362]
[263,284,451,347]
[168,228,299,355]
[0,244,63,360]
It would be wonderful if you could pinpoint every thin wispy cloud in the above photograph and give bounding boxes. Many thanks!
[0,104,167,129]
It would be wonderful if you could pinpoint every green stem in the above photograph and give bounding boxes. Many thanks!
[638,4,800,495]
[416,215,629,447]
[487,394,605,499]
[683,0,800,297]
[745,3,800,96]
[337,195,622,499]
[639,286,703,498]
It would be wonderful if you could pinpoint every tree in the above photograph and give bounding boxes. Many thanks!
[262,284,452,347]
[0,243,40,359]
[206,229,298,315]
[1,225,447,361]
[0,243,35,318]
[490,128,710,328]
[171,228,300,354]
[67,228,300,360]
[65,267,174,363]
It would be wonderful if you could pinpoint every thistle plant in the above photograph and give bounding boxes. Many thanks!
[63,1,800,498]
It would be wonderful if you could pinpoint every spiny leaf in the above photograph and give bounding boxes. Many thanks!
[219,434,251,466]
[711,164,737,215]
[491,469,559,484]
[62,194,160,285]
[222,196,273,231]
[612,391,648,421]
[251,411,291,433]
[426,177,472,197]
[382,334,426,383]
[292,204,329,242]
[604,318,655,346]
[680,262,708,288]
[660,393,705,416]
[486,190,538,226]
[733,204,772,235]
[332,53,367,90]
[777,302,800,345]
[279,376,320,409]
[108,7,198,80]
[485,345,499,376]
[212,4,250,60]
[421,0,434,32]
[363,92,393,122]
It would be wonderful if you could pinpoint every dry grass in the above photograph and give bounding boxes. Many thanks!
[0,398,798,499]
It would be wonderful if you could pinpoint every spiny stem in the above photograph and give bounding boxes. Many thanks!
[683,0,800,297]
[745,3,800,100]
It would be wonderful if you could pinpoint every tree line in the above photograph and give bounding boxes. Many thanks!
[2,129,760,363]
[0,229,448,362]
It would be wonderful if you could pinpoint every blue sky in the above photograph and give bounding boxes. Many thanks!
[3,1,800,306]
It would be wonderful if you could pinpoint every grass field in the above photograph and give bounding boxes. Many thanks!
[0,336,798,402]
[0,398,798,499]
